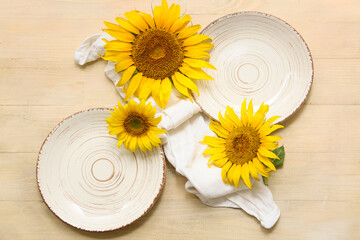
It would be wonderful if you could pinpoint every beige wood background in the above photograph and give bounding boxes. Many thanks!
[1,0,359,239]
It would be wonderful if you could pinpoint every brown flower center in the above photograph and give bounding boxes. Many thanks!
[132,29,184,79]
[225,126,260,165]
[124,113,149,136]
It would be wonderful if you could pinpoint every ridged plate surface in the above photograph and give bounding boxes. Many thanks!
[37,108,165,232]
[195,12,313,123]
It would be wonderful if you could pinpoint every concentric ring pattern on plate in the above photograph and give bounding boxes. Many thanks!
[195,12,313,123]
[37,109,165,232]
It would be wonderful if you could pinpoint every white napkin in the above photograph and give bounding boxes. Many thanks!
[75,33,280,228]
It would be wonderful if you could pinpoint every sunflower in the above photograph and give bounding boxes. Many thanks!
[100,0,215,108]
[201,99,284,189]
[106,99,166,152]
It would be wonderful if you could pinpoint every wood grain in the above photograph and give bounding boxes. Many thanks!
[0,0,359,239]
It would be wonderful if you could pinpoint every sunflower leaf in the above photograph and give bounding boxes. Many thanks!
[270,146,285,168]
[263,176,269,186]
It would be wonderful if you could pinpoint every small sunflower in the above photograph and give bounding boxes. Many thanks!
[106,99,166,152]
[201,99,284,189]
[101,0,215,108]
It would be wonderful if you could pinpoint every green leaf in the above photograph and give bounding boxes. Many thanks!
[263,176,269,186]
[270,146,285,168]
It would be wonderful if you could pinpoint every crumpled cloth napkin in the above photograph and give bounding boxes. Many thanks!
[74,32,280,228]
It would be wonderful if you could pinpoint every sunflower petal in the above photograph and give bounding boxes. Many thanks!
[115,58,134,72]
[124,72,142,102]
[225,106,242,128]
[139,11,155,28]
[164,4,180,30]
[241,99,248,126]
[104,21,126,32]
[178,25,201,39]
[184,43,214,51]
[169,15,191,33]
[171,74,191,99]
[124,10,149,31]
[104,40,133,51]
[101,51,132,62]
[248,161,260,181]
[233,164,242,188]
[117,65,136,87]
[115,17,140,34]
[140,136,153,150]
[247,99,253,122]
[184,49,210,59]
[138,77,155,100]
[182,34,211,47]
[218,112,234,132]
[179,63,213,80]
[103,29,135,42]
[253,158,271,177]
[260,136,282,143]
[263,124,284,136]
[174,72,199,95]
[209,121,229,138]
[151,80,162,108]
[159,77,172,108]
[221,162,233,184]
[183,58,216,70]
[240,163,252,189]
[257,153,276,171]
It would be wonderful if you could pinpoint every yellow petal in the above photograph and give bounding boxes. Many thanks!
[103,29,135,42]
[183,58,216,70]
[248,161,260,181]
[104,21,126,32]
[124,72,143,101]
[164,4,180,30]
[260,141,279,150]
[101,51,131,62]
[253,158,271,177]
[221,161,233,184]
[257,153,276,171]
[174,72,199,95]
[159,78,172,108]
[153,5,164,28]
[137,136,147,152]
[151,80,162,108]
[203,147,226,155]
[117,65,136,87]
[200,136,226,148]
[172,74,192,100]
[247,99,253,123]
[184,43,214,51]
[263,124,284,136]
[124,10,149,31]
[218,111,234,132]
[115,17,140,34]
[212,157,229,168]
[169,15,191,33]
[209,121,229,138]
[184,49,210,59]
[182,34,211,47]
[241,99,248,126]
[240,163,252,189]
[225,106,242,128]
[147,130,161,144]
[139,11,155,28]
[140,136,153,150]
[115,58,134,72]
[178,25,201,39]
[104,40,133,51]
[258,146,280,160]
[260,135,282,143]
[227,164,237,185]
[179,63,213,80]
[233,165,242,188]
[138,77,155,100]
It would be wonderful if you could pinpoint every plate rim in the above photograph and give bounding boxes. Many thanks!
[36,108,166,232]
[194,11,314,124]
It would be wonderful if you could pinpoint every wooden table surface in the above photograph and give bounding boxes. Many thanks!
[1,0,359,239]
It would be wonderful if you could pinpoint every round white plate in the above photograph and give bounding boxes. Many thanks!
[37,108,165,232]
[195,12,313,123]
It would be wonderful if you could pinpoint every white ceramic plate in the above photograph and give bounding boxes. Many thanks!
[37,109,165,232]
[195,12,313,123]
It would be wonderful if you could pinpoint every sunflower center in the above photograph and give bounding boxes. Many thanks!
[225,126,260,165]
[124,113,149,136]
[132,29,184,80]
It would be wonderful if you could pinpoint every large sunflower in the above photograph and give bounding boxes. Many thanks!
[106,99,166,152]
[100,0,215,108]
[201,99,284,189]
